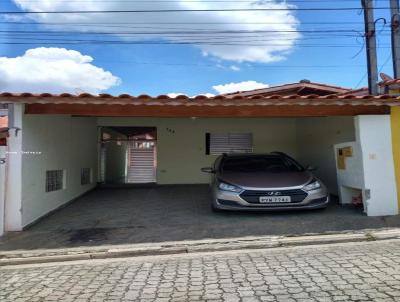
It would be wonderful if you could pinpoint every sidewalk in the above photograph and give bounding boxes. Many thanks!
[1,228,400,266]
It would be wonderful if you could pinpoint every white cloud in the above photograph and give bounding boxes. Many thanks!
[197,93,216,98]
[12,0,300,63]
[0,47,120,93]
[230,65,241,72]
[167,92,186,98]
[167,92,215,98]
[212,81,269,94]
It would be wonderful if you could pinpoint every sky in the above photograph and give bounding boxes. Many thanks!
[0,0,396,96]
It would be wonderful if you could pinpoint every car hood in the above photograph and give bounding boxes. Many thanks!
[219,171,313,189]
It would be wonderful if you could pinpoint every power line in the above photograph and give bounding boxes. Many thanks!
[0,39,391,47]
[0,0,387,2]
[0,29,380,35]
[0,21,367,25]
[0,0,389,2]
[0,7,393,14]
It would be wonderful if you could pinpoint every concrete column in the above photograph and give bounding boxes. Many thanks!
[356,115,398,216]
[0,146,6,236]
[5,103,23,231]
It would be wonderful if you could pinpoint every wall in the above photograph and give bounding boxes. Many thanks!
[390,106,400,211]
[0,146,6,236]
[355,115,398,216]
[21,115,98,227]
[5,104,23,231]
[102,128,127,183]
[296,117,356,195]
[98,118,298,184]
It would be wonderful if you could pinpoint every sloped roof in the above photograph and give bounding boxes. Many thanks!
[223,80,352,97]
[0,92,398,106]
[0,92,395,117]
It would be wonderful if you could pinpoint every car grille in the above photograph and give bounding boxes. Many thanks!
[240,189,308,204]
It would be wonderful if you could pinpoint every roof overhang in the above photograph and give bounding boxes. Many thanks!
[0,93,397,117]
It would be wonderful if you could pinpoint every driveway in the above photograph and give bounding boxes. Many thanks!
[1,185,400,251]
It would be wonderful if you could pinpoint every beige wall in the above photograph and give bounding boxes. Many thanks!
[97,118,298,184]
[296,117,355,194]
[21,115,98,226]
[16,115,355,227]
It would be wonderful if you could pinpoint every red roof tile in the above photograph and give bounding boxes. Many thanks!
[223,81,352,97]
[0,92,399,107]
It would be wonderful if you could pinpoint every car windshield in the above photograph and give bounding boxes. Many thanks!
[221,156,303,173]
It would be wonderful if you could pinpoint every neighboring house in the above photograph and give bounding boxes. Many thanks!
[223,80,352,97]
[0,80,400,235]
[0,105,8,146]
[0,117,8,146]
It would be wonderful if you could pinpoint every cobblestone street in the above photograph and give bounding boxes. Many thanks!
[1,240,400,302]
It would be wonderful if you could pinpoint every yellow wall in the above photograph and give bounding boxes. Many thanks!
[390,107,400,209]
[97,117,298,184]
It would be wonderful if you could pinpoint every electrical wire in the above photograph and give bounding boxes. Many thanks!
[0,7,394,14]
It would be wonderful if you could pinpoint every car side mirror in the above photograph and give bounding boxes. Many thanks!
[306,165,317,171]
[201,167,215,173]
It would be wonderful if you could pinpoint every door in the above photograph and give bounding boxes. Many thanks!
[127,140,156,183]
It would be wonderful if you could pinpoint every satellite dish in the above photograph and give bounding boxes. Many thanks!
[380,73,393,81]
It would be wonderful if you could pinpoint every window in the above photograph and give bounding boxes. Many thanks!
[221,155,303,173]
[206,133,253,155]
[46,170,64,192]
[81,168,92,185]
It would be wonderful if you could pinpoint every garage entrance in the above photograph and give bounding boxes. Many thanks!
[98,116,356,197]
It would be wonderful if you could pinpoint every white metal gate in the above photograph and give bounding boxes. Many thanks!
[127,140,156,183]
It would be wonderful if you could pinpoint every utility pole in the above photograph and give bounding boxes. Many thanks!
[391,0,400,78]
[361,0,379,95]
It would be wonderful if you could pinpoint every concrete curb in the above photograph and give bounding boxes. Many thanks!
[1,228,400,266]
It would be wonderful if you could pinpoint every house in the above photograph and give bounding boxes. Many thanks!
[223,80,352,97]
[0,80,400,236]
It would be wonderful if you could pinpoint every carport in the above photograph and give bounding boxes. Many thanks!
[0,92,399,238]
[2,184,400,251]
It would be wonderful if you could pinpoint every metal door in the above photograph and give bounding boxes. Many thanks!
[127,140,156,183]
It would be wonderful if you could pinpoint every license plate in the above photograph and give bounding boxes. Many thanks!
[259,196,291,203]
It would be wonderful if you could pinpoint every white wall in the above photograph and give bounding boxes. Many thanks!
[0,146,6,236]
[98,117,298,184]
[355,115,398,216]
[5,104,23,231]
[296,117,355,194]
[21,115,98,227]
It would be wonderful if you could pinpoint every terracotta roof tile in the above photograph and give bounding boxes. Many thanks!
[0,92,399,107]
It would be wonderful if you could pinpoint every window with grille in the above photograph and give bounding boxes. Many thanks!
[206,133,253,155]
[46,170,64,192]
[81,168,92,185]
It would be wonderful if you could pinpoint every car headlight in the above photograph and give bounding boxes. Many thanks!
[219,182,242,193]
[303,180,321,191]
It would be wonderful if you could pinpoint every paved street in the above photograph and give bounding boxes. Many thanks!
[1,240,400,302]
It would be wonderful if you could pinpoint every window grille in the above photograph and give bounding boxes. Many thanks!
[46,170,64,192]
[81,168,92,185]
[206,133,253,155]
